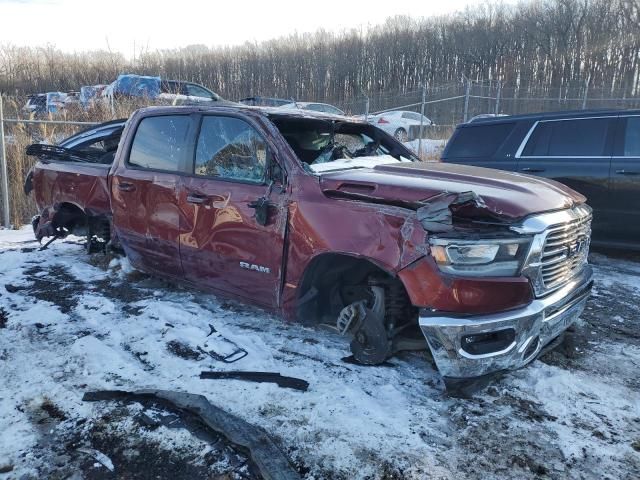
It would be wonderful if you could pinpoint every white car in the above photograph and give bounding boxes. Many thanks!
[280,102,345,116]
[368,111,433,141]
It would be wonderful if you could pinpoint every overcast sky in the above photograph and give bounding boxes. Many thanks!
[1,0,503,57]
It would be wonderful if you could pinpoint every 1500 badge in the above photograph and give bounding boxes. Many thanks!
[239,261,271,274]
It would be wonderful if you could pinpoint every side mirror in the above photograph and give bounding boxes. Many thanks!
[248,197,274,226]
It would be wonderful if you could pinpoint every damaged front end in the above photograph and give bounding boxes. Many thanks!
[415,201,594,393]
[329,186,593,392]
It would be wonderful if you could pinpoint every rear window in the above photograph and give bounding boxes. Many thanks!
[522,118,611,157]
[128,115,191,171]
[446,123,515,159]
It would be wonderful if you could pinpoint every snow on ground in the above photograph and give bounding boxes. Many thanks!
[0,227,639,479]
[404,138,447,159]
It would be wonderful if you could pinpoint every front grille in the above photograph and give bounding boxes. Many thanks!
[539,212,592,292]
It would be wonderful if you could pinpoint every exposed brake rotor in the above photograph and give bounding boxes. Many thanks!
[336,286,392,365]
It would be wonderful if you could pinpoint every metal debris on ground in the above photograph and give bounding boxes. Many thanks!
[82,389,301,480]
[199,371,310,391]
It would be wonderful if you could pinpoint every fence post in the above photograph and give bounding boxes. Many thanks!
[364,96,369,121]
[582,76,590,110]
[495,81,502,115]
[418,84,426,159]
[463,76,471,123]
[0,93,10,228]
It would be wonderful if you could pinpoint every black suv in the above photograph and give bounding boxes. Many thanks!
[442,109,640,248]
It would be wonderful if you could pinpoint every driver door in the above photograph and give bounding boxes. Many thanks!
[179,114,288,307]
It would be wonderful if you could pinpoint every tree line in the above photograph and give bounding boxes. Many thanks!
[1,0,639,105]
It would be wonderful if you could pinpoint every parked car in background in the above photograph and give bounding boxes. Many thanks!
[101,74,224,106]
[45,92,67,114]
[23,94,47,115]
[80,84,108,109]
[63,91,81,109]
[442,109,640,248]
[103,74,161,101]
[368,110,433,141]
[280,101,345,115]
[239,96,292,107]
[160,79,221,103]
[24,92,77,115]
[25,104,593,392]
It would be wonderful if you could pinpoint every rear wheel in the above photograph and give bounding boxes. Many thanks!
[394,128,408,142]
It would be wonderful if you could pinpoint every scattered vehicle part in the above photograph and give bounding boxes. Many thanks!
[199,371,309,391]
[199,324,248,363]
[27,105,594,390]
[198,346,248,363]
[77,448,114,472]
[82,389,301,480]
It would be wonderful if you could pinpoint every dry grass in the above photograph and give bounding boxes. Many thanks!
[1,96,452,227]
[1,96,155,228]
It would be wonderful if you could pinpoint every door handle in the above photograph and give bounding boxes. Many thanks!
[186,193,208,204]
[521,167,546,173]
[615,169,640,175]
[117,182,136,192]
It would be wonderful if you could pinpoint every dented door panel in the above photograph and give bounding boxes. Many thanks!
[178,176,287,308]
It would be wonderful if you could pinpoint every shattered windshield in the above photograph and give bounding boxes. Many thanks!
[271,116,416,173]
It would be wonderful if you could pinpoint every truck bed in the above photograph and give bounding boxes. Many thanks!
[32,160,112,216]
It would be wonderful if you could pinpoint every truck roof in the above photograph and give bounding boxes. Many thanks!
[133,104,362,123]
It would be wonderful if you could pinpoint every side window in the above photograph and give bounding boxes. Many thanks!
[623,117,640,156]
[307,104,326,113]
[446,123,515,159]
[522,122,552,156]
[186,84,213,99]
[128,116,191,171]
[195,116,268,183]
[523,118,611,157]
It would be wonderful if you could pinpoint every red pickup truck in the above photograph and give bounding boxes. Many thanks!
[25,105,594,391]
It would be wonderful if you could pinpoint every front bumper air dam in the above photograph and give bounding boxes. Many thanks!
[419,266,593,390]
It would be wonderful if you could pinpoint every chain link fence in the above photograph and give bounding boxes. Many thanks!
[337,79,640,125]
[2,81,640,227]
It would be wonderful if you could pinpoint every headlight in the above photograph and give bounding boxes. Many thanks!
[429,237,531,277]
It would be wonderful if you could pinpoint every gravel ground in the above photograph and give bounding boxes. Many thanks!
[0,228,638,479]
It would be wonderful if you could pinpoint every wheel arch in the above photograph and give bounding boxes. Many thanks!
[293,251,404,323]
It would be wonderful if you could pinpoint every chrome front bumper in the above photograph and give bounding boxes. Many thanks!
[419,265,593,380]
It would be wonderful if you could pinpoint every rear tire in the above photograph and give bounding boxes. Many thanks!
[394,128,408,142]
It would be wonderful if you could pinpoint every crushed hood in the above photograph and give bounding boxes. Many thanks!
[319,161,585,224]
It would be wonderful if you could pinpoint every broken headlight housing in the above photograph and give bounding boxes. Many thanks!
[429,237,532,277]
